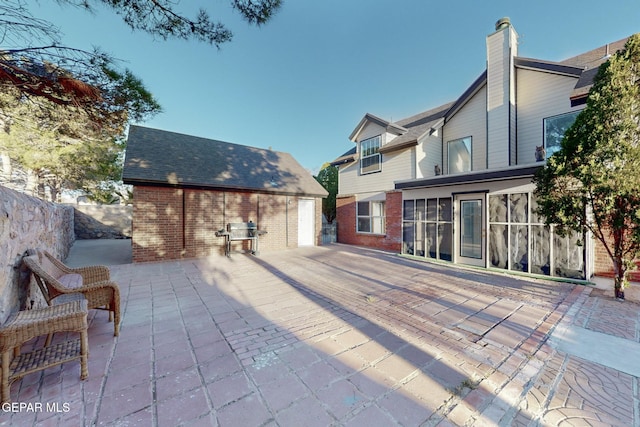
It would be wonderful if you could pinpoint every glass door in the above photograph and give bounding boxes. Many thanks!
[457,194,485,267]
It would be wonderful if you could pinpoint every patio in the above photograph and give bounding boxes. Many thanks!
[2,244,638,426]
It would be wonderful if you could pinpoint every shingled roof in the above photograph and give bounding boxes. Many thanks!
[123,126,328,197]
[336,35,634,162]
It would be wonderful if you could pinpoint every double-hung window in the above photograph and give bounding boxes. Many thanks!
[360,136,381,174]
[357,201,385,234]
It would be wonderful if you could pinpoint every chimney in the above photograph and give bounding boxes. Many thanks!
[486,17,518,168]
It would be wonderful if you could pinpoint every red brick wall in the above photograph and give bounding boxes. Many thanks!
[335,191,402,252]
[336,195,356,245]
[593,231,640,281]
[183,189,224,258]
[131,185,321,262]
[593,235,612,276]
[132,186,185,262]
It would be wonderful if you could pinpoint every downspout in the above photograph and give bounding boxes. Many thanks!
[507,42,516,166]
[182,190,186,253]
[485,76,489,170]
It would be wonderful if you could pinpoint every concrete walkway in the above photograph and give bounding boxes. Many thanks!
[3,243,639,426]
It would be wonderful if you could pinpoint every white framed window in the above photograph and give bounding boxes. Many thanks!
[543,111,580,158]
[448,136,472,174]
[357,201,385,234]
[360,136,381,174]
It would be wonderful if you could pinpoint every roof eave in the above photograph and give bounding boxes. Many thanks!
[514,57,584,77]
[379,140,417,154]
[395,165,542,190]
[349,113,407,142]
[445,71,487,121]
[123,178,328,198]
[330,156,356,166]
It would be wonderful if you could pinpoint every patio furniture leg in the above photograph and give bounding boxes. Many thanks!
[1,351,9,403]
[80,328,88,380]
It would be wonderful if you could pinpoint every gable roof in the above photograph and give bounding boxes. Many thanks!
[443,71,487,122]
[380,102,453,154]
[348,113,407,142]
[561,37,630,105]
[445,37,632,117]
[336,33,633,166]
[332,102,453,165]
[123,126,328,197]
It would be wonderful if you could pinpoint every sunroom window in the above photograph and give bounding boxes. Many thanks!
[360,136,381,174]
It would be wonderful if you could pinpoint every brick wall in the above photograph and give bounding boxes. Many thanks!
[336,195,356,245]
[132,186,184,262]
[593,236,612,276]
[593,231,640,281]
[336,191,402,253]
[131,185,320,262]
[184,189,224,258]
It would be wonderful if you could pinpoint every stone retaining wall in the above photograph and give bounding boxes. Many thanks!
[72,204,132,239]
[0,185,74,323]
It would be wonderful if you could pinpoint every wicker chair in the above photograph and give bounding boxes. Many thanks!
[23,250,120,337]
[1,299,89,403]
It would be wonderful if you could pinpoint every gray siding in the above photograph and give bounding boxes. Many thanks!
[416,132,443,179]
[338,148,415,196]
[516,69,583,164]
[443,86,487,174]
[486,25,518,169]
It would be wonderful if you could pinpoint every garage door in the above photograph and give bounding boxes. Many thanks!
[298,199,315,246]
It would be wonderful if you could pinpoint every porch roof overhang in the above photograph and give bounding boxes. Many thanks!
[395,165,542,190]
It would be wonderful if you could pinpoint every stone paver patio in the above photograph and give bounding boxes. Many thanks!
[2,244,639,426]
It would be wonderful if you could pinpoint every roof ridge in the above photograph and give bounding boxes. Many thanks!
[395,101,455,128]
[559,36,630,69]
[130,125,284,155]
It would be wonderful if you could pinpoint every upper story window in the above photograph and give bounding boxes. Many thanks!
[448,136,472,174]
[360,136,381,174]
[544,111,580,158]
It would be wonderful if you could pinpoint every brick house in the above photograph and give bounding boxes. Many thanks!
[123,126,328,262]
[333,18,632,281]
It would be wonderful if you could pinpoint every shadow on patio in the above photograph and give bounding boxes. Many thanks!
[2,245,582,426]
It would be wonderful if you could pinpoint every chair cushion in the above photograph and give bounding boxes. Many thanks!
[58,273,83,289]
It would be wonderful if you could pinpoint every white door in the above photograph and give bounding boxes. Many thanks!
[456,194,486,267]
[298,199,315,246]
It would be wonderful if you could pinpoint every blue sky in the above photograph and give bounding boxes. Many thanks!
[29,1,640,174]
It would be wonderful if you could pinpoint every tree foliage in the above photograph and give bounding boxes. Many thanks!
[315,163,338,223]
[533,34,640,298]
[0,88,126,201]
[0,0,281,200]
[1,0,281,119]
